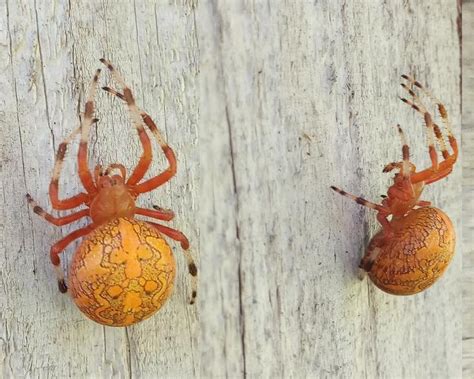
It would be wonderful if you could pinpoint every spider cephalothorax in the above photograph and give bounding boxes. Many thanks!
[331,76,458,295]
[27,59,197,326]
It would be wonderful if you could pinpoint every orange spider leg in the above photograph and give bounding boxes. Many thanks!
[147,221,197,304]
[100,59,153,186]
[423,167,454,185]
[399,98,439,170]
[101,86,151,185]
[132,117,177,194]
[78,69,101,194]
[26,194,89,226]
[101,84,177,194]
[400,76,458,184]
[135,207,175,221]
[50,224,95,293]
[401,75,458,159]
[93,164,104,186]
[330,186,394,237]
[49,127,89,210]
[394,124,415,197]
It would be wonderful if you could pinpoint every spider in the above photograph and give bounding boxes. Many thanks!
[26,59,197,326]
[331,75,458,295]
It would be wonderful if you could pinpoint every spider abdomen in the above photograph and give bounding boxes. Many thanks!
[362,207,455,295]
[68,217,176,326]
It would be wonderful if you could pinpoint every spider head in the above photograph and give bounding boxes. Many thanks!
[98,174,125,188]
[95,164,127,188]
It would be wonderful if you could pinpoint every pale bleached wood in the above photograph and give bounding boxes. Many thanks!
[0,0,198,378]
[463,2,474,377]
[199,0,462,378]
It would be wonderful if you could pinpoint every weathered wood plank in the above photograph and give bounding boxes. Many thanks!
[1,1,198,377]
[199,0,462,377]
[463,2,474,377]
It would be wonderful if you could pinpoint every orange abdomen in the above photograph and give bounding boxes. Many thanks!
[363,207,455,295]
[68,218,176,326]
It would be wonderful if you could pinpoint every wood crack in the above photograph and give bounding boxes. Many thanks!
[33,0,56,150]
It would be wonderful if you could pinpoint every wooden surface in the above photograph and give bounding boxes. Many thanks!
[463,1,474,377]
[199,0,462,378]
[0,1,198,377]
[0,0,467,378]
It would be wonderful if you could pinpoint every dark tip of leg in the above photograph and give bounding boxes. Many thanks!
[99,58,106,63]
[92,118,99,123]
[399,97,408,103]
[330,186,337,191]
[26,193,32,201]
[58,279,68,293]
[401,74,408,79]
[33,206,42,214]
[414,80,422,88]
[188,262,198,276]
[189,290,197,304]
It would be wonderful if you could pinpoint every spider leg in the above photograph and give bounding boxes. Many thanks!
[49,127,89,210]
[147,222,197,304]
[78,69,101,194]
[330,186,394,238]
[423,166,454,185]
[26,194,89,226]
[132,113,177,194]
[136,207,175,221]
[100,59,153,186]
[330,186,385,211]
[50,224,95,293]
[102,85,177,194]
[400,76,458,184]
[399,97,439,171]
[401,75,458,159]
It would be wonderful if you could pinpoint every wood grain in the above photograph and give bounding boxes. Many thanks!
[199,0,462,377]
[0,1,198,377]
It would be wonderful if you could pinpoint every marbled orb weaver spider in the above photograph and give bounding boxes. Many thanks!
[26,59,197,326]
[331,75,458,295]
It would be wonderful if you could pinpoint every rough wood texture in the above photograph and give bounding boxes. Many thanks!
[463,1,474,376]
[0,1,198,377]
[199,1,462,377]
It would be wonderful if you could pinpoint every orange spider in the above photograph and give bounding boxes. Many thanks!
[331,75,458,295]
[26,59,197,326]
